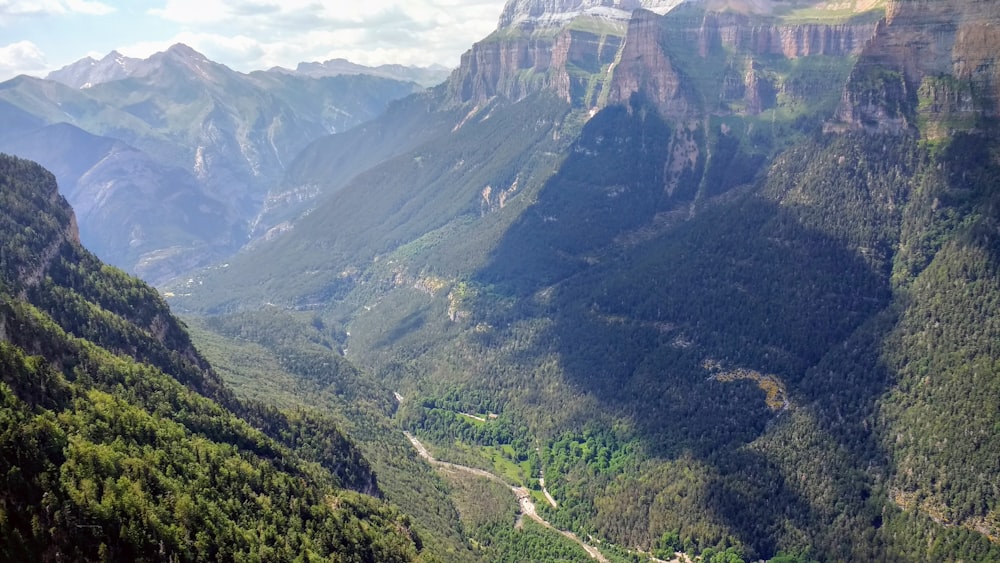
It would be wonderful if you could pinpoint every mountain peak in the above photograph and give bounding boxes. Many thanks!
[497,0,683,29]
[47,50,141,89]
[164,43,210,63]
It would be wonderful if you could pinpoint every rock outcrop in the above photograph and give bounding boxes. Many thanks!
[606,9,697,118]
[607,4,877,117]
[448,0,683,106]
[697,13,876,58]
[450,0,882,111]
[836,0,1000,134]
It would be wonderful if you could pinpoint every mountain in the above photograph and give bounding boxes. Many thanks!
[51,50,451,91]
[274,59,453,88]
[171,0,1000,561]
[0,122,234,283]
[498,0,683,28]
[0,45,423,283]
[188,0,885,306]
[0,100,44,142]
[0,154,425,561]
[46,50,142,89]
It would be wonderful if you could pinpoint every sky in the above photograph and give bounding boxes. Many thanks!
[0,0,509,81]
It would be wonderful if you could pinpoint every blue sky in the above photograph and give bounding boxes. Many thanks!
[0,0,508,81]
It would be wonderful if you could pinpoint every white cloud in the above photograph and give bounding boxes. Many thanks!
[0,0,63,18]
[65,0,115,16]
[118,32,265,69]
[0,40,47,78]
[143,0,507,69]
[147,0,230,24]
[0,0,115,19]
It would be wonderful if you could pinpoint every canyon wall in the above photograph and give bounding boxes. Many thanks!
[837,0,1000,134]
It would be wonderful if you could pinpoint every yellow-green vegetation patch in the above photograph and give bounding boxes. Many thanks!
[566,16,628,37]
[771,0,887,24]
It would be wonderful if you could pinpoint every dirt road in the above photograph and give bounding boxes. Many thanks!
[403,432,608,562]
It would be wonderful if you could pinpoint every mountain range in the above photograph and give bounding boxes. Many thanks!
[0,44,429,283]
[2,0,1000,561]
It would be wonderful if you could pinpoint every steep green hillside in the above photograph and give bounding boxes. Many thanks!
[170,93,576,313]
[182,310,478,562]
[0,154,422,561]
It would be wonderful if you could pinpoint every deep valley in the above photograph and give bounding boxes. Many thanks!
[2,0,1000,561]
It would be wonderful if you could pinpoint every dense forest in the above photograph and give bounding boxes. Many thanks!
[0,154,422,562]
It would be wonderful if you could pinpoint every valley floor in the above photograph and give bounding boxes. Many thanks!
[404,431,610,562]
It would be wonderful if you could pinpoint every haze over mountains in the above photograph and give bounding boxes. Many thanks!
[0,44,432,283]
[2,0,1000,561]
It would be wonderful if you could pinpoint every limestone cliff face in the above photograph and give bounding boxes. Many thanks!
[448,35,555,104]
[696,12,876,58]
[449,0,882,113]
[606,10,696,119]
[447,0,680,106]
[550,29,626,105]
[447,22,628,106]
[837,0,1000,134]
[606,6,877,118]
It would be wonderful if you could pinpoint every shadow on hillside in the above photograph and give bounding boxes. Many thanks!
[473,120,896,556]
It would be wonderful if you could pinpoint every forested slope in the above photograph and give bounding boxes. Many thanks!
[0,154,422,562]
[375,116,1000,562]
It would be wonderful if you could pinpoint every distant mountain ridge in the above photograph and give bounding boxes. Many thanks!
[46,50,142,89]
[271,59,452,88]
[1,44,423,283]
[47,46,450,89]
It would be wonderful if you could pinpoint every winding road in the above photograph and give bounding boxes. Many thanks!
[404,432,609,562]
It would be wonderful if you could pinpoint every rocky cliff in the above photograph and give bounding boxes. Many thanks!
[607,4,878,118]
[836,0,1000,135]
[451,0,881,112]
[696,12,876,58]
[448,0,683,106]
[448,16,631,106]
[606,9,696,118]
[448,22,627,107]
